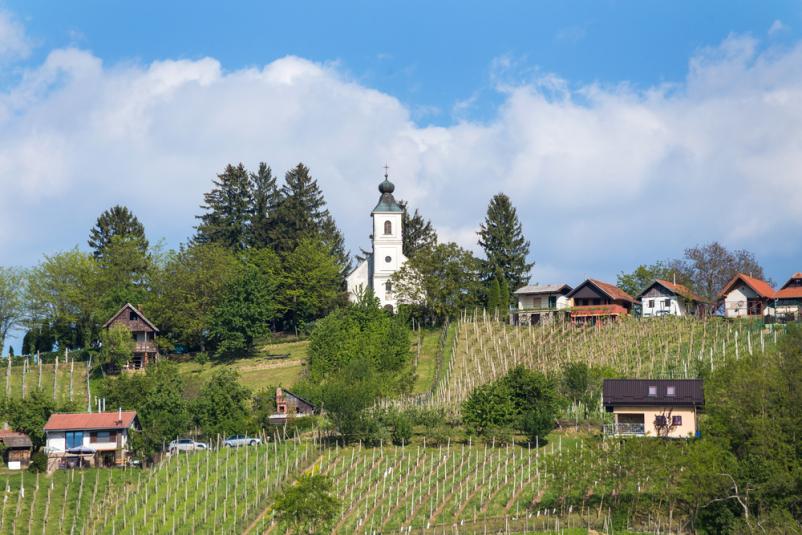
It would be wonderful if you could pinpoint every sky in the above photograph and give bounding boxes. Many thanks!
[2,1,802,311]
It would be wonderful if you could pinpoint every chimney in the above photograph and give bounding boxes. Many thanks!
[117,407,122,424]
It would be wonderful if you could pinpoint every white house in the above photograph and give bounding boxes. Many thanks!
[637,279,709,318]
[44,410,140,469]
[773,272,802,321]
[716,273,775,318]
[511,284,572,325]
[346,173,408,312]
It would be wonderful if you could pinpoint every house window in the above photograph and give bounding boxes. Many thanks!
[672,415,683,426]
[91,431,116,443]
[66,431,83,449]
[385,281,392,292]
[129,311,138,321]
[655,415,667,426]
[666,386,676,397]
[648,386,657,397]
[664,299,671,308]
[384,221,392,235]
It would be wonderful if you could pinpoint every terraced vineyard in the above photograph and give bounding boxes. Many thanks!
[1,353,90,406]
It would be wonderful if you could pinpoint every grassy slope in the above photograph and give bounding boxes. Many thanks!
[0,358,89,407]
[410,329,441,394]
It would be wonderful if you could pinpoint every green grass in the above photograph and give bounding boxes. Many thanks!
[0,358,89,407]
[411,329,442,394]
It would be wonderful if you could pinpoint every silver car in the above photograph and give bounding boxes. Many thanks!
[223,435,262,447]
[168,438,208,453]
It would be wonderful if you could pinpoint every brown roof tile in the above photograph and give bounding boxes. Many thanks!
[587,279,636,303]
[716,273,775,300]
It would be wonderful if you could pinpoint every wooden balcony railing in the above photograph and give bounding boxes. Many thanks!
[603,423,645,436]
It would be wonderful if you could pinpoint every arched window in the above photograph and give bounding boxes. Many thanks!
[385,281,392,292]
[384,220,392,235]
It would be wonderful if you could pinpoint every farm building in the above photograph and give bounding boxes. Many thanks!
[269,388,316,424]
[772,272,802,321]
[103,303,159,370]
[717,273,775,318]
[44,410,140,471]
[603,379,704,438]
[511,284,572,325]
[637,279,709,318]
[566,279,636,325]
[0,429,32,469]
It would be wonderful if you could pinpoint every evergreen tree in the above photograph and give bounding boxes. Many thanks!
[499,273,510,311]
[487,278,500,313]
[477,193,533,289]
[248,162,280,248]
[195,163,253,250]
[399,201,437,258]
[88,205,148,259]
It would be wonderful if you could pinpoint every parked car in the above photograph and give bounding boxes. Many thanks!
[223,435,262,448]
[168,438,208,453]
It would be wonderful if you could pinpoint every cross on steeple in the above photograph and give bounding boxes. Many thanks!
[383,163,389,178]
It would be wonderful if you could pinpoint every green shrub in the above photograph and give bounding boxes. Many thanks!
[28,451,47,473]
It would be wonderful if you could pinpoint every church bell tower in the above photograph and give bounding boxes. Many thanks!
[371,172,405,311]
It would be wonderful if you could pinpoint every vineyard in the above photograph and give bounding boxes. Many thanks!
[1,352,90,407]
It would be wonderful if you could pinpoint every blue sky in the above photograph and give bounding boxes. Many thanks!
[2,2,802,351]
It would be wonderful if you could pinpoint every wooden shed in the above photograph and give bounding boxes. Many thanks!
[0,429,33,469]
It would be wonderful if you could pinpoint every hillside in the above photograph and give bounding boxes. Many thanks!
[0,354,90,407]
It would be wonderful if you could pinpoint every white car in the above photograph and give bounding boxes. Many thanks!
[168,438,208,453]
[223,435,262,448]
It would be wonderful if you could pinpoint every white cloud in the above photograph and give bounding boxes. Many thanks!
[0,9,30,62]
[769,19,787,36]
[1,34,801,285]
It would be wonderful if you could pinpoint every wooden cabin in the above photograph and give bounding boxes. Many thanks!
[511,284,572,325]
[637,279,709,318]
[269,388,316,424]
[103,303,159,370]
[0,429,32,469]
[566,279,635,325]
[603,379,704,438]
[716,273,775,318]
[44,411,140,471]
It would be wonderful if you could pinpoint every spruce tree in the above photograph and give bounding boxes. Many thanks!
[499,274,510,311]
[477,193,533,290]
[399,200,437,258]
[195,163,253,250]
[88,205,148,259]
[487,278,500,313]
[248,162,280,248]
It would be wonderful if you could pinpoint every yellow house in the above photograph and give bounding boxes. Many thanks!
[603,379,704,438]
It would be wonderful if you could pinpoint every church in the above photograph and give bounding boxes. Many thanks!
[346,172,408,312]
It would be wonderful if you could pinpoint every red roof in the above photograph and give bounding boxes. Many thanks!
[652,279,709,303]
[716,273,775,300]
[44,411,139,432]
[776,272,802,299]
[586,279,636,303]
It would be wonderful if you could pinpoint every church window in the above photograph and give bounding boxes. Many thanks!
[384,221,392,235]
[385,256,392,263]
[385,281,392,292]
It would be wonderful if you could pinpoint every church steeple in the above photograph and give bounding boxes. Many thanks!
[373,168,403,213]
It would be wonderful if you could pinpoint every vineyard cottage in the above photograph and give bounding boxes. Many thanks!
[603,379,704,438]
[772,272,802,322]
[269,388,316,424]
[44,410,140,470]
[566,279,636,325]
[511,284,572,325]
[717,273,775,318]
[103,303,159,370]
[637,279,709,318]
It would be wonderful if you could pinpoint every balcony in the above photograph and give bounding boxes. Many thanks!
[133,342,157,353]
[570,304,629,318]
[603,423,645,436]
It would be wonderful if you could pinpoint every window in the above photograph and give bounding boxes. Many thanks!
[384,220,392,235]
[66,431,83,449]
[129,311,138,321]
[385,256,392,263]
[666,386,676,396]
[655,415,667,426]
[385,281,392,292]
[90,431,116,443]
[592,299,601,305]
[664,299,671,308]
[672,415,683,426]
[648,299,654,308]
[648,386,657,397]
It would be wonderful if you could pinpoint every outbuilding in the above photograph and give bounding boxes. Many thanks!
[0,429,32,469]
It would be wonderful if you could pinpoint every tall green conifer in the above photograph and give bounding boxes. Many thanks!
[477,193,533,290]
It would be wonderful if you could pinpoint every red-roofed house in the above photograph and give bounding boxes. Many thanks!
[717,273,775,318]
[637,279,710,318]
[773,272,802,321]
[566,279,636,325]
[44,411,140,469]
[103,303,159,370]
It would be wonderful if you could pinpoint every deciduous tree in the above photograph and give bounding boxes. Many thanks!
[273,474,340,534]
[0,267,24,356]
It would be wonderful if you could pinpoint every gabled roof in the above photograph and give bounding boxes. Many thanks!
[775,272,802,299]
[103,303,159,332]
[0,430,32,448]
[638,279,709,303]
[603,379,704,406]
[567,278,635,303]
[283,389,317,409]
[716,273,775,300]
[514,284,573,295]
[44,411,139,432]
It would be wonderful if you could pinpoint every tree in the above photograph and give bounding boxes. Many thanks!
[273,474,340,534]
[208,251,280,357]
[477,193,533,290]
[195,163,253,250]
[1,390,68,449]
[193,369,252,438]
[88,205,148,259]
[281,238,344,331]
[317,358,383,442]
[462,381,515,436]
[0,267,25,356]
[486,277,500,313]
[617,260,691,297]
[248,162,280,249]
[682,242,767,299]
[94,235,152,321]
[399,200,437,258]
[393,242,482,323]
[147,243,240,351]
[98,324,135,371]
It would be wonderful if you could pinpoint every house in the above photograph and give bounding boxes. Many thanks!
[0,429,32,469]
[346,172,408,313]
[103,303,159,369]
[772,272,802,322]
[603,379,704,438]
[269,388,316,424]
[511,284,573,325]
[566,279,636,325]
[637,279,709,318]
[717,273,775,318]
[44,410,140,470]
